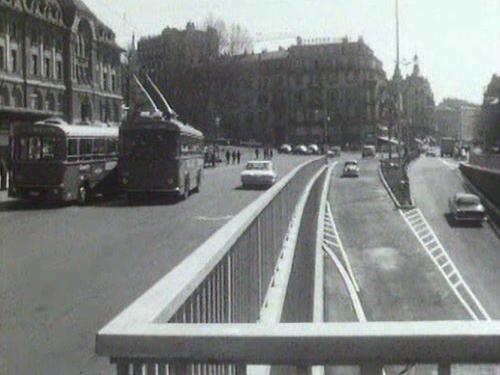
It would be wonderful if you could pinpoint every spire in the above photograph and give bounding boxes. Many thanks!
[412,54,420,76]
[392,63,402,81]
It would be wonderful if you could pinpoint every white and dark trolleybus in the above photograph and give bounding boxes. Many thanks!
[9,118,119,204]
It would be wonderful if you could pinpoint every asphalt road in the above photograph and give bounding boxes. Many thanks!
[409,156,500,319]
[325,153,499,375]
[0,153,314,375]
[326,154,468,322]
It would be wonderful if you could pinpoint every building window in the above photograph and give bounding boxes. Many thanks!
[0,18,5,34]
[32,54,38,75]
[10,22,18,40]
[45,57,51,77]
[0,46,5,71]
[103,72,108,90]
[11,50,17,72]
[31,29,39,46]
[56,61,62,80]
[55,37,62,52]
[111,74,116,92]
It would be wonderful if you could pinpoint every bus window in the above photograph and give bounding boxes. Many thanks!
[41,137,57,160]
[107,138,117,155]
[68,139,78,160]
[80,139,93,157]
[15,137,29,160]
[93,139,106,156]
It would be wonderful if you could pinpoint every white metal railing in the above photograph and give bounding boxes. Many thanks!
[97,322,500,374]
[97,156,327,374]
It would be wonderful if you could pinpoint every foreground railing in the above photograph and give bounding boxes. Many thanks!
[97,157,328,374]
[96,156,500,375]
[97,321,500,374]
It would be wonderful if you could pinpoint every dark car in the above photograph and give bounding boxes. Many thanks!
[448,193,486,224]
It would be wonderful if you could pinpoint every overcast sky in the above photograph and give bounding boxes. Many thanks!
[86,0,499,104]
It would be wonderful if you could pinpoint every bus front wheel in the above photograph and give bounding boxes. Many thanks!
[194,173,201,193]
[181,178,190,200]
[77,184,89,205]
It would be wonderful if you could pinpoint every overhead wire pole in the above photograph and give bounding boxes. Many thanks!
[395,0,404,173]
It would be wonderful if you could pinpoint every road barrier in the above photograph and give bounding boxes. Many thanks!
[96,157,500,375]
[97,156,328,373]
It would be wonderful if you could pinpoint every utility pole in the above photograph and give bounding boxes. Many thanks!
[394,0,404,170]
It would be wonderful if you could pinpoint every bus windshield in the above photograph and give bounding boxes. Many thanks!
[14,136,62,161]
[122,130,178,160]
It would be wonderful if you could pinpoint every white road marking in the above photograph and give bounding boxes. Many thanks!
[400,208,491,321]
[196,215,234,221]
[440,158,459,170]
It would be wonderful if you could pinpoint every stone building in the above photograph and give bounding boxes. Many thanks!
[137,22,219,132]
[481,74,500,149]
[136,29,387,146]
[214,37,387,146]
[0,0,123,172]
[400,55,435,142]
[435,98,480,143]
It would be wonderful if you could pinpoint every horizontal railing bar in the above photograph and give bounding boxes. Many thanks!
[97,321,500,365]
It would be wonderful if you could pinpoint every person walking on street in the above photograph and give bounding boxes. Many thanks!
[231,150,236,164]
[236,150,241,164]
[264,148,268,159]
[225,149,230,165]
[270,148,273,158]
[0,159,7,191]
[255,148,259,159]
[211,152,216,168]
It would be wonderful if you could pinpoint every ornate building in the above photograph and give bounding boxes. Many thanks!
[481,74,500,149]
[137,22,219,132]
[0,0,123,172]
[400,55,435,141]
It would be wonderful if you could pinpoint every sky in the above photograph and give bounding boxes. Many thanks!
[86,0,499,104]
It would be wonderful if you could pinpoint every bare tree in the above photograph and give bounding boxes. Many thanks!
[202,13,253,56]
[202,13,229,54]
[228,23,253,56]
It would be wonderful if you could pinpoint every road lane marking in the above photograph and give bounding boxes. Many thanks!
[325,201,360,293]
[400,208,491,321]
[440,158,459,170]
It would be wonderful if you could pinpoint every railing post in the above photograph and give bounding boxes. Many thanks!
[114,360,130,375]
[437,363,451,375]
[360,363,384,375]
[296,366,309,375]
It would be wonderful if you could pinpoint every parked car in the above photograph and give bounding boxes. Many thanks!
[328,146,341,157]
[241,160,277,188]
[342,160,360,177]
[448,193,486,224]
[293,145,309,155]
[279,144,293,154]
[307,144,320,155]
[362,145,376,158]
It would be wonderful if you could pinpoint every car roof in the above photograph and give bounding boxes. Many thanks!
[455,193,480,202]
[345,160,358,164]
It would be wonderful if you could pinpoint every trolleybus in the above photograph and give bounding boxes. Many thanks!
[119,114,204,200]
[9,118,119,204]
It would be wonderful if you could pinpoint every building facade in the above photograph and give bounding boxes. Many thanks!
[400,56,435,142]
[435,98,480,143]
[0,0,123,175]
[481,74,500,149]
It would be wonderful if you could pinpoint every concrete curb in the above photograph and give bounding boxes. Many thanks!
[377,163,415,210]
[460,169,500,239]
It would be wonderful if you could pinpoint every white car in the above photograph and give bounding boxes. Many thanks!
[241,161,277,188]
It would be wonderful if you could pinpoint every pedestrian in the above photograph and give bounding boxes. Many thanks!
[225,149,230,165]
[0,159,7,191]
[236,150,241,164]
[211,152,216,168]
[264,148,268,159]
[255,148,259,159]
[232,150,236,164]
[270,148,273,158]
